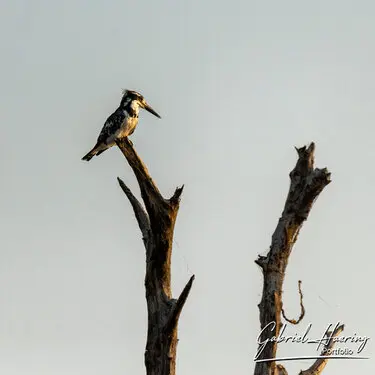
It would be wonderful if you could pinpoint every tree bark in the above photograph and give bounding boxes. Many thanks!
[254,143,339,375]
[116,138,194,375]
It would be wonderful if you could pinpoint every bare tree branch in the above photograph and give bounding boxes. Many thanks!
[299,325,345,375]
[116,138,193,375]
[254,142,331,375]
[117,177,150,245]
[281,280,305,325]
[169,185,184,205]
[165,275,195,334]
[116,138,168,229]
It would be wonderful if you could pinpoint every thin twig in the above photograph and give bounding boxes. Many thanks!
[281,280,305,325]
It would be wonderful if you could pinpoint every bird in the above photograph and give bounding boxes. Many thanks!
[82,89,161,161]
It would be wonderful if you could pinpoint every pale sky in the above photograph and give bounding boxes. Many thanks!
[0,1,374,374]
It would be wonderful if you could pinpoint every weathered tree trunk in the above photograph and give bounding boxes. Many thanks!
[254,143,342,375]
[116,138,194,375]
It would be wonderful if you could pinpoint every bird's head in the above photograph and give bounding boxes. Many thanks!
[120,89,161,119]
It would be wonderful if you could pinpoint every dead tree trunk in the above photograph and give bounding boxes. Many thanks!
[116,138,194,375]
[254,143,342,375]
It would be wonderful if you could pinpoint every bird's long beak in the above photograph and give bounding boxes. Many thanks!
[143,102,161,119]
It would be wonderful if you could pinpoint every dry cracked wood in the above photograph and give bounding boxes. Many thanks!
[116,138,194,375]
[254,143,339,375]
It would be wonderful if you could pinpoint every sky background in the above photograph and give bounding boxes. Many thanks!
[0,0,374,374]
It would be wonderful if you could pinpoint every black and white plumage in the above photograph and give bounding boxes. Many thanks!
[82,89,161,161]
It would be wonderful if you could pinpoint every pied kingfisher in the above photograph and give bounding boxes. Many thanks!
[82,89,161,161]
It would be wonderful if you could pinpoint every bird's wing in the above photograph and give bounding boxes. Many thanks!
[97,109,125,144]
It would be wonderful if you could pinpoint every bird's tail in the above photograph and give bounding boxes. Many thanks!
[82,146,99,162]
